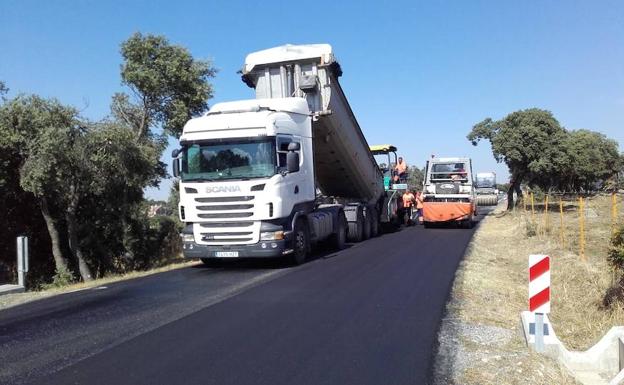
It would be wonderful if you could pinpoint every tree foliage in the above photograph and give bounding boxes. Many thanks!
[407,166,425,190]
[117,32,217,138]
[0,33,211,285]
[469,108,623,210]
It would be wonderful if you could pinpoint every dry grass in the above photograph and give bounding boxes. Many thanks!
[0,259,198,310]
[436,194,624,384]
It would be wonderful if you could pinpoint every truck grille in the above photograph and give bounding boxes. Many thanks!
[192,195,259,245]
[195,196,254,203]
[435,182,460,194]
[198,212,253,219]
[194,221,261,245]
[200,222,253,228]
[194,196,255,220]
[200,231,253,243]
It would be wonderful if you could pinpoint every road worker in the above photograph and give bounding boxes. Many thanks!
[415,191,424,225]
[451,163,466,181]
[402,190,416,225]
[394,157,408,182]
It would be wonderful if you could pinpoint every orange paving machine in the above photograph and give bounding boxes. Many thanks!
[422,157,477,228]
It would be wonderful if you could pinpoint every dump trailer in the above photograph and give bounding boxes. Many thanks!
[172,44,392,265]
[475,172,498,206]
[422,157,477,228]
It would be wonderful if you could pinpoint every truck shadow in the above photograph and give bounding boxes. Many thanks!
[192,243,355,270]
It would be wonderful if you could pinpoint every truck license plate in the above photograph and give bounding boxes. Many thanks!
[214,251,239,258]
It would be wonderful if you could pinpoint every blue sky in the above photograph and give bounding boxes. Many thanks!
[2,0,623,200]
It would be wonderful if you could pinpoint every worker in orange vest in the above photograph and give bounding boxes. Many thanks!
[402,190,416,225]
[415,191,424,225]
[394,157,408,182]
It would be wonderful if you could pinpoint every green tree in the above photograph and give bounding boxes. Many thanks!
[0,81,8,99]
[468,108,568,210]
[0,96,74,276]
[114,32,217,139]
[407,166,425,191]
[558,130,622,191]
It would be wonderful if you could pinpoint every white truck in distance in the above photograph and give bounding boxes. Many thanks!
[172,44,397,264]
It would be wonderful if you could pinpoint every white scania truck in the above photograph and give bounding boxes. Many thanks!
[172,44,397,264]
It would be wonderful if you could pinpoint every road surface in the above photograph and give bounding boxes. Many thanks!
[0,218,484,385]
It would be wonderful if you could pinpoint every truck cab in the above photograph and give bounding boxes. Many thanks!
[174,98,316,260]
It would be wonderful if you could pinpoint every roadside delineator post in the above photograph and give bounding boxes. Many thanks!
[529,254,550,353]
[559,197,565,248]
[16,236,29,288]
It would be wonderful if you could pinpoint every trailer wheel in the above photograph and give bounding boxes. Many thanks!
[347,213,364,242]
[290,220,309,265]
[329,212,347,250]
[369,208,379,237]
[423,221,433,229]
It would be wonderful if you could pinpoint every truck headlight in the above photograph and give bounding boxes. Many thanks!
[260,231,284,241]
[181,233,194,242]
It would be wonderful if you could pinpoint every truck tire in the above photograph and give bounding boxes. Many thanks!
[347,214,364,242]
[362,211,371,240]
[290,219,309,265]
[369,208,379,237]
[329,212,347,250]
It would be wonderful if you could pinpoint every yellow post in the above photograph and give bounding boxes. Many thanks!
[544,194,550,234]
[559,197,565,248]
[579,196,586,262]
[531,192,535,221]
[613,192,618,234]
[523,191,527,212]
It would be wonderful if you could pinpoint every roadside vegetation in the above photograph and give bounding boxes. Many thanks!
[435,108,624,383]
[436,195,624,384]
[0,33,215,288]
[468,108,623,209]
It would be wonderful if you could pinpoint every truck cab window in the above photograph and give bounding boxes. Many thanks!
[276,136,300,169]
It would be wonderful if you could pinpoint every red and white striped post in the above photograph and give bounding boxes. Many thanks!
[529,254,550,352]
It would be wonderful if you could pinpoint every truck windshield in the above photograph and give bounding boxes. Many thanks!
[430,163,467,181]
[181,138,276,181]
[476,176,495,188]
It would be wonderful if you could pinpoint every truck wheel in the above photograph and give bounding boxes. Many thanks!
[291,220,309,265]
[329,212,347,250]
[369,208,379,237]
[362,212,371,240]
[347,214,364,242]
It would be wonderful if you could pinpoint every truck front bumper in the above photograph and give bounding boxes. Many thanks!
[182,239,292,259]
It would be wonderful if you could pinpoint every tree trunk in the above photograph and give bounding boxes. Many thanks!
[40,197,69,273]
[66,187,93,281]
[507,183,515,211]
[507,174,520,211]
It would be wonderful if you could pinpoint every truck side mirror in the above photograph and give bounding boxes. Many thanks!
[172,148,181,158]
[173,159,180,178]
[287,142,300,151]
[287,152,300,173]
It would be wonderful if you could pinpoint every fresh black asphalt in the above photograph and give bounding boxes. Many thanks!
[0,220,481,385]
